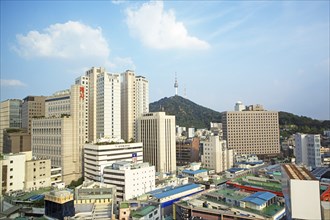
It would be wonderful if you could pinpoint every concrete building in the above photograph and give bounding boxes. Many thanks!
[32,84,87,184]
[0,99,22,153]
[121,70,149,142]
[295,133,321,169]
[84,140,143,182]
[222,104,280,156]
[21,96,46,134]
[176,138,200,166]
[1,151,51,193]
[103,161,155,201]
[201,135,234,173]
[3,128,31,153]
[24,152,51,191]
[96,72,121,139]
[281,163,322,220]
[137,112,176,173]
[74,181,116,219]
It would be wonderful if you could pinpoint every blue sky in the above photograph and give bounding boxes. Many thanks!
[1,1,329,120]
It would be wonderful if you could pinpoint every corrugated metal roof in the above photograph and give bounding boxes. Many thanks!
[242,191,276,206]
[182,169,208,175]
[152,183,201,199]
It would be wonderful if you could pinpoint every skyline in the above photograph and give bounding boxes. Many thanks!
[0,1,329,120]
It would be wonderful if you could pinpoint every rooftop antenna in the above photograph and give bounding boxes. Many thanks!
[174,72,178,96]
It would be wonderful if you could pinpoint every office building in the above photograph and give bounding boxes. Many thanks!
[21,96,46,134]
[84,140,143,182]
[295,133,321,168]
[32,84,86,184]
[201,135,234,173]
[0,99,22,153]
[121,70,149,142]
[176,138,200,166]
[137,112,176,173]
[103,161,155,201]
[222,104,280,156]
[282,164,321,220]
[44,189,75,220]
[96,72,121,139]
[3,128,31,153]
[234,101,245,111]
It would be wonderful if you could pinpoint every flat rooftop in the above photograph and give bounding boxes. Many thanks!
[151,183,202,199]
[282,164,317,180]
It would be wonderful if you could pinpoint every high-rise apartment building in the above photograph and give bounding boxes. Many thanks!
[76,67,121,142]
[121,70,149,142]
[96,72,121,139]
[137,112,176,173]
[281,164,321,220]
[201,135,234,173]
[0,99,22,153]
[176,138,200,166]
[222,104,280,156]
[21,96,46,134]
[84,140,143,182]
[295,133,321,168]
[32,85,86,184]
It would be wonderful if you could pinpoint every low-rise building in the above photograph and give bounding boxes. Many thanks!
[44,189,75,220]
[103,161,155,201]
[84,140,143,182]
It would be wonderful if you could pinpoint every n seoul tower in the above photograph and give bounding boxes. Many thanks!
[174,73,178,96]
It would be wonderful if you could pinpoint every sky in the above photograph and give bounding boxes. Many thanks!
[1,1,329,120]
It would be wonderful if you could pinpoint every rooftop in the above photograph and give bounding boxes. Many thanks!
[282,164,317,180]
[151,183,202,200]
[182,169,208,175]
[242,192,276,206]
[131,205,157,218]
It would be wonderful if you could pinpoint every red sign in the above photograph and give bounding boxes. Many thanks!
[80,87,84,100]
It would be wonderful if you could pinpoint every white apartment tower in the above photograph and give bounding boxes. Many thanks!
[295,133,321,168]
[201,135,234,173]
[137,112,176,173]
[121,70,149,142]
[96,72,121,139]
[76,67,121,142]
[32,84,86,184]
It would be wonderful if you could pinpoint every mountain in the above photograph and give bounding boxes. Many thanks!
[149,96,221,128]
[149,96,330,135]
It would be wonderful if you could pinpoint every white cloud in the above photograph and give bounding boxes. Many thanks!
[1,79,27,87]
[13,21,110,59]
[125,1,209,50]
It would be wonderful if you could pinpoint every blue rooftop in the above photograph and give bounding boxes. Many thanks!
[182,169,208,175]
[236,161,263,165]
[242,191,276,206]
[227,167,246,173]
[151,183,201,199]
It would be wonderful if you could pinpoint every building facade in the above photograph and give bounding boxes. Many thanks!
[137,112,176,173]
[295,133,321,168]
[96,72,121,139]
[121,70,149,142]
[103,161,155,201]
[21,96,46,134]
[201,135,234,173]
[281,164,321,220]
[222,104,280,156]
[176,138,200,166]
[0,99,22,153]
[84,140,143,182]
[32,84,87,184]
[3,129,31,153]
